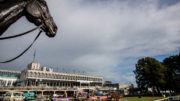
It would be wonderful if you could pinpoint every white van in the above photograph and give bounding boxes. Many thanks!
[3,91,25,101]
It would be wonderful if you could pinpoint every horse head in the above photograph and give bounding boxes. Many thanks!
[25,0,57,37]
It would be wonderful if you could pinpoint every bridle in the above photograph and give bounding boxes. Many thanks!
[0,0,50,63]
[0,25,43,63]
[0,25,42,40]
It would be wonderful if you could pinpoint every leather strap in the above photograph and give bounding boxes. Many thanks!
[0,30,42,63]
[0,25,42,40]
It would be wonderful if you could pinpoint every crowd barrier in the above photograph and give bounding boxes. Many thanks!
[154,96,180,101]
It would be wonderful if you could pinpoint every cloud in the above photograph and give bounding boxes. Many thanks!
[0,0,180,85]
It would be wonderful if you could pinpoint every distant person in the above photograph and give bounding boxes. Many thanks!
[107,96,112,101]
[65,92,68,98]
[137,92,141,98]
[87,93,90,100]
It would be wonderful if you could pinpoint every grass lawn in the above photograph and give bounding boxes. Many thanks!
[121,96,163,101]
[85,97,163,101]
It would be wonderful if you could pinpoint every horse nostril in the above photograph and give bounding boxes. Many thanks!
[46,31,55,37]
[54,25,57,32]
[51,34,56,37]
[49,34,55,37]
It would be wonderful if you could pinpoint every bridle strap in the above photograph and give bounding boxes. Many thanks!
[0,25,42,40]
[0,0,47,63]
[0,30,42,63]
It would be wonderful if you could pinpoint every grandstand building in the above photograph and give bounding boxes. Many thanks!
[0,62,103,88]
[0,63,134,96]
[0,70,20,86]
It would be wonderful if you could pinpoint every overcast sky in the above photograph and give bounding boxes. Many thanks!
[0,0,180,85]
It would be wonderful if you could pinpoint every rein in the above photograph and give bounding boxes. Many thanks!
[0,25,42,40]
[0,0,52,63]
[0,25,42,63]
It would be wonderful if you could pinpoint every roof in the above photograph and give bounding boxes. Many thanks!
[0,70,21,74]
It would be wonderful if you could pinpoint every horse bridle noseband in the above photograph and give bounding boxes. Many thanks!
[0,0,49,63]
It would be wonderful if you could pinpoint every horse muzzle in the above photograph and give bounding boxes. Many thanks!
[44,19,57,37]
[46,31,56,37]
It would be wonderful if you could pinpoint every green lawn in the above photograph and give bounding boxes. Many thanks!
[121,97,163,101]
[84,96,164,101]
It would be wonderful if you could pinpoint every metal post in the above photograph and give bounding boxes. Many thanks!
[42,91,44,96]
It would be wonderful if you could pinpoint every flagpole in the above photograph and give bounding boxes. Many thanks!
[33,50,36,62]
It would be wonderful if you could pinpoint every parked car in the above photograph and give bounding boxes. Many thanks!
[3,91,25,101]
[24,92,35,101]
[0,94,4,101]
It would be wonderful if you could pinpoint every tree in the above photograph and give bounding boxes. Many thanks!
[134,57,166,95]
[163,53,180,93]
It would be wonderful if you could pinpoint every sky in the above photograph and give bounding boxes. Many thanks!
[0,0,180,85]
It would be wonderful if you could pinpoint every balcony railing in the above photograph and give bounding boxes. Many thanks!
[0,86,79,91]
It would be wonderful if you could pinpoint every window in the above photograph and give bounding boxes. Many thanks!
[14,93,21,96]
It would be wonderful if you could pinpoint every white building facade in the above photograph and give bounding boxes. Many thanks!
[0,70,20,86]
[0,62,103,88]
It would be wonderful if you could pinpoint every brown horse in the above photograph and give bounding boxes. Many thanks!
[0,0,57,37]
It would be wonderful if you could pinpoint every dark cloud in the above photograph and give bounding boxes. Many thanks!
[159,0,180,7]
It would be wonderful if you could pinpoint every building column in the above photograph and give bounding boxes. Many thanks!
[42,91,44,96]
[56,82,58,87]
[10,80,13,86]
[5,80,8,86]
[25,80,27,86]
[54,91,56,95]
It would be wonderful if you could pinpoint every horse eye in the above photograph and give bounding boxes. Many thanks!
[38,0,47,6]
[35,19,42,24]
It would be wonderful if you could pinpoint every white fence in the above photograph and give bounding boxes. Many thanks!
[154,96,180,101]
